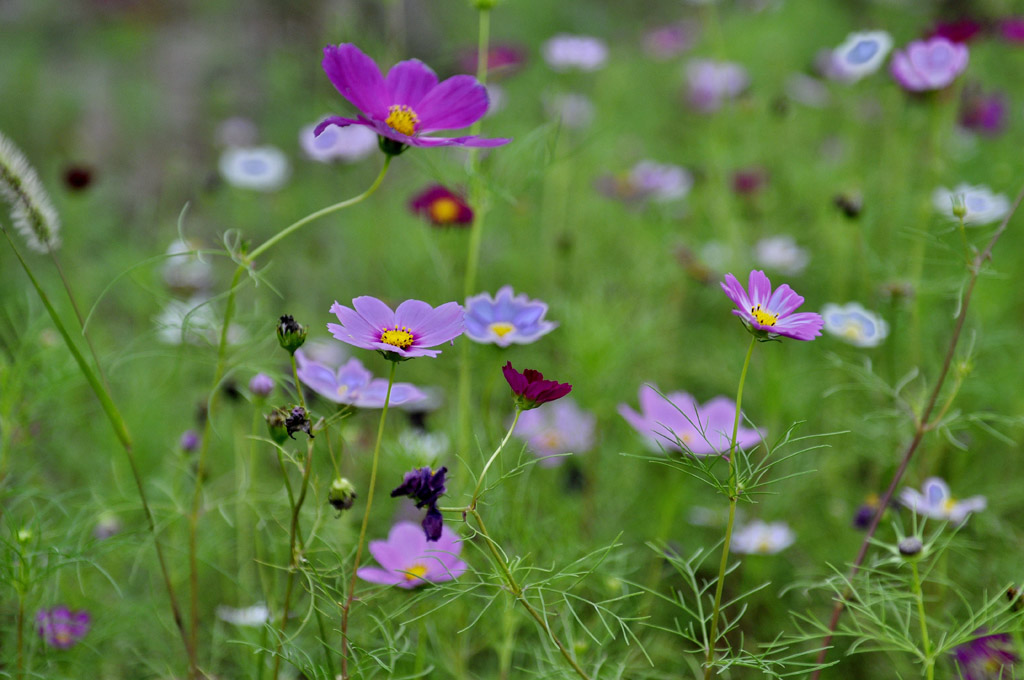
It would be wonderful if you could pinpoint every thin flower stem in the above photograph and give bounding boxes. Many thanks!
[456,4,492,459]
[48,249,111,392]
[704,335,755,680]
[957,214,971,265]
[469,508,592,680]
[1,226,197,676]
[911,561,934,680]
[340,361,396,679]
[469,408,521,510]
[810,181,1024,677]
[16,595,23,680]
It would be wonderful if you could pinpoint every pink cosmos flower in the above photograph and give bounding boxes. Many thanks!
[890,37,969,92]
[619,384,761,456]
[315,44,510,151]
[295,350,426,407]
[357,522,467,588]
[513,398,596,467]
[721,270,823,341]
[328,297,464,360]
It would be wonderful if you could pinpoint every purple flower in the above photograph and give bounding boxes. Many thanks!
[36,607,90,649]
[899,477,986,525]
[502,362,572,410]
[1000,17,1024,43]
[464,286,558,347]
[392,466,448,541]
[328,297,464,360]
[597,161,693,204]
[458,44,527,79]
[513,398,595,467]
[686,59,749,112]
[618,384,761,455]
[721,270,824,341]
[315,44,510,152]
[644,23,696,60]
[890,37,969,92]
[179,429,200,452]
[929,18,984,44]
[542,34,608,72]
[952,629,1018,680]
[358,521,466,588]
[248,372,275,398]
[295,350,426,408]
[959,85,1007,136]
[409,185,474,227]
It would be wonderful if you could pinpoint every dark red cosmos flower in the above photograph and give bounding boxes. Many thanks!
[929,18,984,43]
[502,361,572,410]
[409,185,474,227]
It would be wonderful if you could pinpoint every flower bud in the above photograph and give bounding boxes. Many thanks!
[249,373,275,398]
[951,193,967,219]
[179,429,200,453]
[328,478,357,513]
[16,528,31,544]
[898,536,923,557]
[284,406,313,440]
[265,408,289,444]
[276,315,307,355]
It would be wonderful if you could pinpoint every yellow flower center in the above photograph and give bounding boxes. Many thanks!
[750,304,778,327]
[489,322,516,338]
[403,563,429,581]
[380,326,415,349]
[336,385,349,398]
[942,497,957,514]
[756,538,774,554]
[429,197,461,223]
[541,430,563,449]
[385,105,419,136]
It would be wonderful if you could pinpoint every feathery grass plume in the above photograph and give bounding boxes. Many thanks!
[0,131,61,252]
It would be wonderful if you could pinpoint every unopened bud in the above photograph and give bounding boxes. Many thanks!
[898,536,923,557]
[266,408,289,444]
[328,478,357,513]
[276,315,307,355]
[951,194,967,219]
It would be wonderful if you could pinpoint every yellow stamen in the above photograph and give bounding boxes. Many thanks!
[541,431,562,450]
[385,105,419,136]
[942,497,957,514]
[489,321,516,338]
[750,303,778,327]
[403,563,428,581]
[380,326,415,349]
[429,197,461,223]
[336,385,349,398]
[756,539,774,554]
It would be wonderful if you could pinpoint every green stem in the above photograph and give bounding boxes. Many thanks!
[1,226,196,676]
[470,508,591,680]
[911,561,934,680]
[48,248,111,392]
[469,409,521,510]
[956,214,971,266]
[704,336,756,680]
[340,361,396,679]
[16,593,23,680]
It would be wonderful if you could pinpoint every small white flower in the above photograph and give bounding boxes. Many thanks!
[216,603,270,627]
[155,297,244,346]
[542,34,608,72]
[299,123,377,164]
[830,31,893,81]
[161,239,213,296]
[544,92,596,130]
[398,429,449,465]
[754,236,809,275]
[219,146,289,191]
[822,302,889,348]
[932,183,1010,226]
[899,477,986,525]
[628,161,693,202]
[731,520,795,555]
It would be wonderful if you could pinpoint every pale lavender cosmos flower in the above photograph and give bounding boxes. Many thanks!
[328,297,464,360]
[822,302,889,347]
[686,59,749,112]
[829,31,893,81]
[218,146,289,191]
[731,520,795,554]
[753,236,808,276]
[597,161,693,204]
[248,372,274,397]
[513,398,596,467]
[295,350,426,407]
[464,286,558,347]
[37,607,90,649]
[644,23,697,60]
[933,184,1010,226]
[542,34,608,72]
[315,44,510,151]
[721,270,824,341]
[299,121,377,163]
[951,628,1018,680]
[619,385,761,455]
[890,37,969,92]
[357,521,467,588]
[900,477,986,524]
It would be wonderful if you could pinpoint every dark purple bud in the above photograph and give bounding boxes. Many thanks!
[422,507,444,542]
[285,406,313,439]
[277,315,307,355]
[391,466,447,509]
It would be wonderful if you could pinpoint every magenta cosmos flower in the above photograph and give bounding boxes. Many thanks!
[890,37,968,91]
[328,297,464,360]
[619,384,761,455]
[503,362,571,410]
[315,44,510,152]
[721,270,823,341]
[357,521,467,588]
[36,607,90,649]
[409,185,474,227]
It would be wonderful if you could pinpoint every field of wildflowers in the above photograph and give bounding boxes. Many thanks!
[3,0,1024,678]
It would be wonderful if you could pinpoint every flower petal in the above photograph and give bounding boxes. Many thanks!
[415,75,490,131]
[352,296,397,330]
[385,59,439,108]
[322,44,389,120]
[747,270,773,308]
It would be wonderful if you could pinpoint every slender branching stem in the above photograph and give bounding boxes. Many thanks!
[469,408,521,510]
[47,249,111,392]
[704,336,756,680]
[1,227,196,676]
[910,561,934,680]
[810,182,1024,677]
[340,361,396,679]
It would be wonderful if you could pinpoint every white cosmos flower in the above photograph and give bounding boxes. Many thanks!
[731,520,795,555]
[754,236,809,275]
[822,302,889,348]
[216,603,270,627]
[544,92,596,130]
[219,146,289,191]
[542,34,608,72]
[299,123,377,163]
[932,183,1010,226]
[899,477,986,525]
[830,31,893,81]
